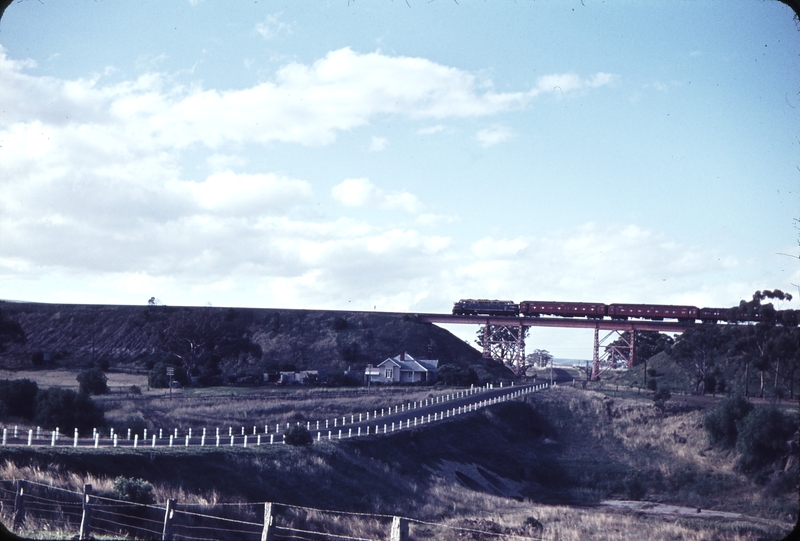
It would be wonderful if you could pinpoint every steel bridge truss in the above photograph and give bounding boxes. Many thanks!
[590,328,634,381]
[480,324,526,375]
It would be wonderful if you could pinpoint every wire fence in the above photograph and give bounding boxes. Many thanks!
[0,479,545,541]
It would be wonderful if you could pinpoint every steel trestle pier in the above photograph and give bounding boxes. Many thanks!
[416,313,697,379]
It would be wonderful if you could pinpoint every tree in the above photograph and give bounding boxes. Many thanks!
[34,388,105,435]
[159,308,260,386]
[525,349,553,368]
[148,361,188,388]
[703,394,753,448]
[653,388,671,416]
[670,325,726,394]
[437,364,479,386]
[605,331,673,366]
[0,309,26,352]
[728,290,796,398]
[764,327,798,398]
[0,379,38,420]
[77,368,109,395]
[735,406,794,473]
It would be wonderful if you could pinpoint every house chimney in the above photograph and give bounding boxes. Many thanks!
[400,351,405,363]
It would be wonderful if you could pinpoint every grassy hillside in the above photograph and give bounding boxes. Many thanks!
[0,302,502,381]
[1,388,796,540]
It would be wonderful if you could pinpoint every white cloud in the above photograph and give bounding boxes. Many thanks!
[532,72,615,97]
[369,136,388,152]
[418,125,444,135]
[206,153,246,172]
[331,178,423,213]
[0,47,615,152]
[476,125,512,147]
[255,13,293,40]
[172,171,313,215]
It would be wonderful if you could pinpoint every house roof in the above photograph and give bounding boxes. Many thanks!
[377,353,438,372]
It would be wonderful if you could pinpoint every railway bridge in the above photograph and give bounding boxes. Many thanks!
[416,313,698,380]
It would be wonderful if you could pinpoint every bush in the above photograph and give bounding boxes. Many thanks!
[624,474,647,500]
[34,388,105,435]
[703,394,753,448]
[129,385,142,395]
[0,379,39,420]
[522,517,543,531]
[646,379,657,391]
[94,358,111,371]
[438,364,479,386]
[653,388,671,415]
[735,406,794,473]
[77,368,109,395]
[112,477,155,504]
[284,425,313,446]
[113,416,149,438]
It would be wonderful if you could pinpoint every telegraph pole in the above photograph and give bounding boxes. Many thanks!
[166,367,174,400]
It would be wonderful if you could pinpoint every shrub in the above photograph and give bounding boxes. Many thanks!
[34,388,105,435]
[646,379,657,391]
[31,351,44,366]
[94,358,111,371]
[129,385,142,395]
[112,477,155,504]
[77,368,109,395]
[113,416,149,438]
[703,394,753,448]
[438,364,479,386]
[624,474,647,500]
[284,425,313,446]
[0,378,39,420]
[522,517,543,530]
[735,406,794,473]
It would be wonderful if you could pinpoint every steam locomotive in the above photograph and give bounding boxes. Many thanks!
[452,299,733,323]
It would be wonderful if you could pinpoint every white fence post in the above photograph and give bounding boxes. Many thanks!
[390,516,408,541]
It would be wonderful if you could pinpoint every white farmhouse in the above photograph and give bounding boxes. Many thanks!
[368,352,438,384]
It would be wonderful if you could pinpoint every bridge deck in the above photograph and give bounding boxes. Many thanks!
[416,313,700,332]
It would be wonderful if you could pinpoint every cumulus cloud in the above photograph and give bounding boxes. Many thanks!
[476,125,512,147]
[0,47,615,151]
[331,178,423,213]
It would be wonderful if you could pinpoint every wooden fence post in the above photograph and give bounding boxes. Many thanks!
[13,480,26,531]
[79,483,93,540]
[390,516,408,541]
[162,498,177,541]
[261,502,276,541]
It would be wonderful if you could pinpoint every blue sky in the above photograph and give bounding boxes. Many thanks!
[0,1,798,359]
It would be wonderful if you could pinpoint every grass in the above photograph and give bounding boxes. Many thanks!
[0,384,796,540]
[1,367,482,436]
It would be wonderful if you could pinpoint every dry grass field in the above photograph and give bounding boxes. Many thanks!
[0,371,796,540]
[0,459,792,541]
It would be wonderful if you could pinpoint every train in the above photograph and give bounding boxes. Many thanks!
[452,299,738,323]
